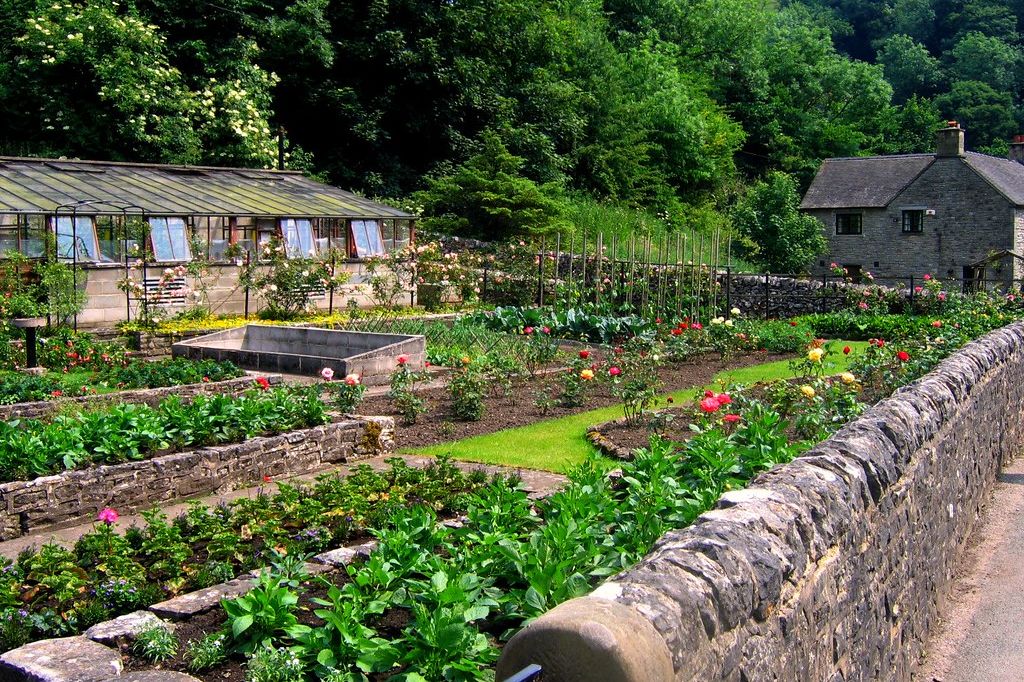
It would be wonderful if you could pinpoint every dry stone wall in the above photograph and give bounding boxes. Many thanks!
[0,416,393,540]
[498,322,1024,682]
[723,273,849,318]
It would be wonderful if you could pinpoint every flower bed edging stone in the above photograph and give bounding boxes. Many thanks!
[0,374,282,421]
[497,322,1024,682]
[0,416,394,541]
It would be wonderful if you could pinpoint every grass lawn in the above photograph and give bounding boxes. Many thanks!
[404,341,868,473]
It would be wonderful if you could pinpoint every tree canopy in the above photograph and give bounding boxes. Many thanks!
[2,0,1023,258]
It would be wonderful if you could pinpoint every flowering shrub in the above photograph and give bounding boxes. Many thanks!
[37,328,128,372]
[388,360,428,424]
[559,351,597,407]
[240,238,350,320]
[449,362,487,421]
[609,343,663,426]
[521,324,558,376]
[322,368,365,413]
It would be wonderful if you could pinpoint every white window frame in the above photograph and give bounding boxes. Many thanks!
[280,218,317,258]
[148,217,192,262]
[350,219,385,258]
[53,216,100,261]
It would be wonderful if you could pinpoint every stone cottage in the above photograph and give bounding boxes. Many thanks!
[800,124,1024,287]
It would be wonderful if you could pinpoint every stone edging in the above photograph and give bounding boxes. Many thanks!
[0,374,282,421]
[585,417,637,460]
[0,416,394,540]
[498,322,1024,682]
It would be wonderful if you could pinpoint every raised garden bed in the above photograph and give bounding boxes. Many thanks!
[0,407,394,539]
[0,457,498,658]
[0,373,279,421]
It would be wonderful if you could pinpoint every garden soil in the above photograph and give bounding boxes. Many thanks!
[357,351,791,450]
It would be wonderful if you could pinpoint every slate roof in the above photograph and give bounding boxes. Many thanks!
[962,152,1024,206]
[0,157,413,219]
[801,150,1024,210]
[799,154,934,209]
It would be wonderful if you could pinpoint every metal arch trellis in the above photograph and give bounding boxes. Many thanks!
[51,199,147,330]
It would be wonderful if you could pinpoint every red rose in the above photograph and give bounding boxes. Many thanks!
[579,350,591,360]
[723,414,741,423]
[897,350,910,362]
[842,345,851,355]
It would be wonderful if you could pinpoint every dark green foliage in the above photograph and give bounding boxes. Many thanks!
[0,385,329,482]
[101,358,244,389]
[731,171,827,273]
[416,132,571,240]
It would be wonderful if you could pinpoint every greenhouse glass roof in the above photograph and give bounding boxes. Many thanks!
[0,157,413,219]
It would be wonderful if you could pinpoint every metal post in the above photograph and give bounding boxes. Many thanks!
[764,272,770,318]
[725,266,732,317]
[328,250,336,314]
[909,275,915,308]
[536,234,545,306]
[244,250,251,318]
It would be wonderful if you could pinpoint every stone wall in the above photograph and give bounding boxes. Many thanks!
[0,374,281,421]
[497,322,1024,682]
[723,273,848,318]
[0,416,394,540]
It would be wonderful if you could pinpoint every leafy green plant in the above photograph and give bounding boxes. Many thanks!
[102,357,243,389]
[222,571,301,655]
[185,631,229,671]
[449,363,487,421]
[131,625,178,662]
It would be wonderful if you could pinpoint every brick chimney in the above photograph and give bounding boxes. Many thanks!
[936,121,965,157]
[1009,135,1024,164]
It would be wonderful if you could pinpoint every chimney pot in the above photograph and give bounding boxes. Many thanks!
[936,124,965,157]
[1010,134,1024,164]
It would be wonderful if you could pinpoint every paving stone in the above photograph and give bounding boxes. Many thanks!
[0,636,122,681]
[84,611,171,645]
[312,546,358,567]
[102,673,201,682]
[248,562,334,578]
[148,578,254,621]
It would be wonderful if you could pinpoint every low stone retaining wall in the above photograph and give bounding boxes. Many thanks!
[0,374,281,421]
[724,273,848,318]
[0,416,394,540]
[498,322,1024,682]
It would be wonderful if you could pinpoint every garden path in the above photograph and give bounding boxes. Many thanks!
[917,454,1024,681]
[0,455,565,561]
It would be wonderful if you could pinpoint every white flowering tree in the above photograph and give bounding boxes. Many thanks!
[0,0,277,166]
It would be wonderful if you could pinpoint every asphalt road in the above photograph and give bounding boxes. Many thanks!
[918,456,1024,682]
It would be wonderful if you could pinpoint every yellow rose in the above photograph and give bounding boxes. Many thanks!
[807,348,824,363]
[840,372,856,385]
[580,369,595,381]
[800,385,816,398]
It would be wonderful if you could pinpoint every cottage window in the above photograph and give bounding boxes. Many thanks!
[902,210,924,233]
[281,218,316,258]
[53,216,100,261]
[835,213,862,235]
[149,217,191,262]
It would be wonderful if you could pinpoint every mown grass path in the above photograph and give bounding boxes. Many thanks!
[405,342,867,472]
